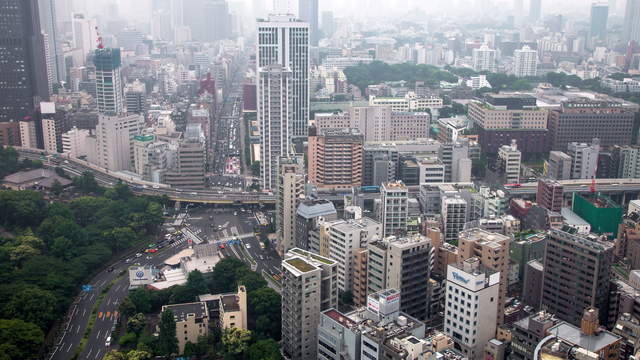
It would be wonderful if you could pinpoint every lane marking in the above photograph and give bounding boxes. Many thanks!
[66,343,72,352]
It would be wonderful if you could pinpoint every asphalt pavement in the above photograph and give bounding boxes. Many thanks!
[185,206,281,275]
[50,240,190,360]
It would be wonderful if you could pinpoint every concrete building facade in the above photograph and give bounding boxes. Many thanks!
[308,127,363,190]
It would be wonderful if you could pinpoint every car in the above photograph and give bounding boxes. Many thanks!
[125,258,132,263]
[219,244,225,249]
[146,248,158,253]
[111,322,117,332]
[152,185,160,189]
[259,255,264,260]
[135,253,143,258]
[146,255,152,260]
[245,243,251,249]
[105,336,111,347]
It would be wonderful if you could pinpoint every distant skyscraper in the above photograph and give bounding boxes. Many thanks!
[321,11,334,38]
[258,65,293,190]
[38,0,64,83]
[94,48,125,115]
[514,45,538,77]
[472,45,497,72]
[257,14,310,139]
[183,0,231,42]
[514,0,524,26]
[590,3,609,39]
[71,14,98,65]
[298,0,319,46]
[623,0,640,44]
[529,0,541,21]
[0,0,50,125]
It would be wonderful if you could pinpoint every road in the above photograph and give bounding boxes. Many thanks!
[50,240,190,360]
[185,206,281,276]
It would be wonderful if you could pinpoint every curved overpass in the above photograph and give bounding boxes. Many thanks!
[15,148,276,205]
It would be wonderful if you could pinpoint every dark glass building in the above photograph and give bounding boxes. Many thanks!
[0,0,50,126]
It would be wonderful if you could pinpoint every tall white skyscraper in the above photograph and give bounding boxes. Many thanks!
[623,0,640,44]
[276,157,305,255]
[94,48,125,115]
[258,64,293,190]
[472,45,497,73]
[71,13,98,64]
[257,14,310,139]
[514,45,538,77]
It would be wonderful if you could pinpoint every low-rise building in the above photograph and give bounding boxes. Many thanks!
[161,302,209,354]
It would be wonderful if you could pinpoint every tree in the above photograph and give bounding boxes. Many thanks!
[236,269,267,293]
[126,313,147,334]
[221,328,252,356]
[118,332,138,349]
[102,350,127,360]
[248,339,283,360]
[157,310,178,356]
[126,350,152,360]
[248,287,281,340]
[0,319,44,360]
[339,290,354,306]
[186,270,208,297]
[209,258,246,294]
[3,286,58,330]
[50,180,64,197]
[73,171,101,194]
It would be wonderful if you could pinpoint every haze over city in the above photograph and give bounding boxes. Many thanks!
[1,0,640,360]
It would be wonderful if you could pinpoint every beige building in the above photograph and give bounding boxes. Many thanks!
[19,120,38,149]
[95,113,143,171]
[468,100,547,130]
[276,157,305,256]
[458,228,511,325]
[308,127,363,190]
[314,105,430,142]
[369,92,443,111]
[161,302,209,354]
[352,248,368,307]
[282,248,338,360]
[62,127,91,158]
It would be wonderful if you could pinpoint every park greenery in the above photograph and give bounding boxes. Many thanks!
[0,165,165,360]
[343,62,640,105]
[116,258,282,359]
[0,146,44,178]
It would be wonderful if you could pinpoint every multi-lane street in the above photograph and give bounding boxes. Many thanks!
[50,239,190,360]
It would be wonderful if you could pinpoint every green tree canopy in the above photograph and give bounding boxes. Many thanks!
[248,339,283,360]
[157,310,178,356]
[0,319,44,360]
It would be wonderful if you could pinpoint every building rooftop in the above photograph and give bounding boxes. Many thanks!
[560,208,590,227]
[323,308,358,329]
[290,248,336,265]
[577,193,620,209]
[548,322,621,353]
[163,302,207,321]
[2,168,73,188]
[220,294,240,312]
[285,258,316,273]
[296,199,337,219]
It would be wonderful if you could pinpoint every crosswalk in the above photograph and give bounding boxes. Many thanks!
[170,238,186,247]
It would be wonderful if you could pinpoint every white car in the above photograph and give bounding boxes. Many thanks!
[245,243,251,249]
[105,336,111,347]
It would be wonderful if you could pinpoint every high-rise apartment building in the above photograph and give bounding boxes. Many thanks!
[258,65,293,190]
[62,127,91,158]
[498,140,522,184]
[321,11,334,38]
[125,81,147,114]
[308,127,363,190]
[441,196,468,244]
[0,0,50,127]
[380,181,409,237]
[591,3,609,39]
[282,248,338,360]
[298,0,319,46]
[19,120,38,149]
[548,100,635,151]
[472,45,497,73]
[327,217,382,292]
[623,0,640,44]
[458,228,511,325]
[257,14,309,138]
[94,48,125,115]
[276,157,305,255]
[567,139,600,180]
[541,229,614,327]
[367,235,431,320]
[547,151,572,180]
[513,46,538,77]
[444,258,500,360]
[41,104,58,153]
